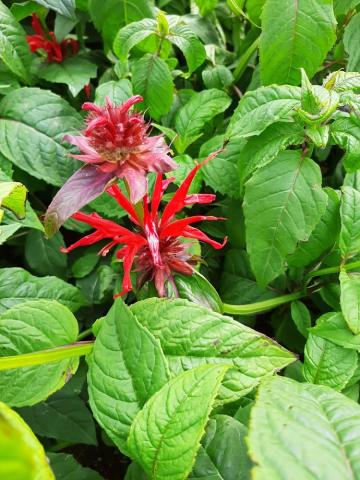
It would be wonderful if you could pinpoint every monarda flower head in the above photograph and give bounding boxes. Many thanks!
[61,153,226,297]
[44,96,177,237]
[26,14,79,63]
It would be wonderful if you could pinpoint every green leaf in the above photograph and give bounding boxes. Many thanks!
[340,186,360,259]
[226,85,301,140]
[113,18,157,61]
[0,267,86,313]
[259,0,336,85]
[190,415,252,480]
[128,364,228,480]
[95,79,132,105]
[288,188,340,268]
[334,0,360,15]
[175,89,231,153]
[167,24,206,75]
[0,299,79,407]
[33,0,76,19]
[195,0,218,15]
[130,298,295,404]
[38,57,98,97]
[132,53,174,120]
[344,13,360,72]
[237,122,304,194]
[89,0,153,50]
[248,376,360,479]
[303,333,357,390]
[323,70,360,92]
[244,150,327,286]
[0,181,27,221]
[173,271,223,313]
[76,265,115,305]
[10,1,45,21]
[199,135,246,198]
[291,300,311,338]
[331,117,360,172]
[340,270,360,334]
[0,401,55,480]
[0,223,20,245]
[87,298,170,455]
[202,65,233,90]
[0,88,82,186]
[48,453,103,480]
[310,312,360,350]
[0,1,33,83]
[25,230,67,279]
[18,394,97,445]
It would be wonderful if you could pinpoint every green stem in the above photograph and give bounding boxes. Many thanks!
[77,328,93,341]
[0,342,94,371]
[233,37,260,82]
[222,291,304,316]
[307,260,360,279]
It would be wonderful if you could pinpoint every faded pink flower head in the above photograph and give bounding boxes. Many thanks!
[64,96,177,203]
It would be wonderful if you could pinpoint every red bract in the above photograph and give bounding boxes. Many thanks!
[64,96,177,203]
[26,14,79,63]
[61,154,226,297]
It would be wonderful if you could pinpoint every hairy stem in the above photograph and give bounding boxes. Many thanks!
[222,291,304,316]
[307,260,360,279]
[77,327,93,341]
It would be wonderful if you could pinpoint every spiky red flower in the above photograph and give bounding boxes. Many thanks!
[26,14,79,63]
[64,96,177,203]
[61,154,226,297]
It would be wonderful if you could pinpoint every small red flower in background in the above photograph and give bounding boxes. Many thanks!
[64,96,177,203]
[61,153,226,297]
[26,14,79,63]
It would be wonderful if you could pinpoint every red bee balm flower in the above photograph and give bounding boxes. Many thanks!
[64,96,176,203]
[44,96,176,237]
[61,154,226,297]
[26,14,79,63]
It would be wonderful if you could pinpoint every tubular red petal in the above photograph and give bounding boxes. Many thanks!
[120,95,144,114]
[60,231,105,253]
[160,216,222,238]
[31,14,45,37]
[180,225,227,250]
[114,244,141,297]
[184,194,216,205]
[106,184,140,225]
[72,211,132,236]
[151,173,164,219]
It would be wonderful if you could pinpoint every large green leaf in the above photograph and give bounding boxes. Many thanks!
[130,298,295,403]
[334,0,360,14]
[0,401,54,480]
[0,300,79,407]
[127,364,228,480]
[199,135,246,198]
[0,267,86,313]
[259,0,336,85]
[89,0,153,50]
[132,53,174,120]
[0,88,82,186]
[225,85,301,140]
[48,453,103,480]
[340,270,360,334]
[288,188,340,268]
[38,57,98,97]
[87,298,170,455]
[244,150,327,285]
[19,394,97,445]
[237,122,304,194]
[25,231,67,279]
[303,333,357,390]
[340,186,360,259]
[190,415,252,480]
[344,13,360,72]
[311,312,360,350]
[331,117,360,172]
[167,24,206,75]
[113,18,157,61]
[248,376,360,479]
[0,1,33,83]
[175,89,231,153]
[94,79,132,105]
[33,0,76,19]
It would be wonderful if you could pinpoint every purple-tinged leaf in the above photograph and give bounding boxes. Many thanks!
[44,166,114,237]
